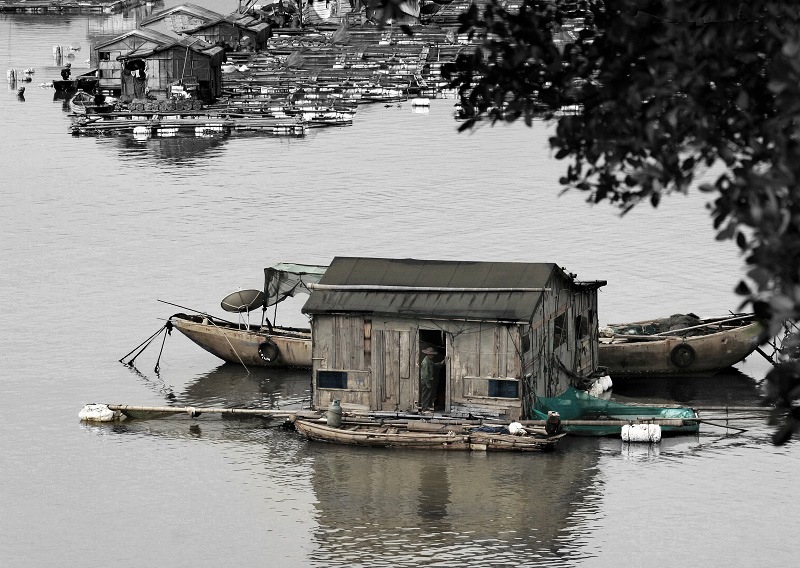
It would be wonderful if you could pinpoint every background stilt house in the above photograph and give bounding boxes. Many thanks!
[182,15,271,52]
[139,3,224,37]
[117,38,225,101]
[302,257,606,420]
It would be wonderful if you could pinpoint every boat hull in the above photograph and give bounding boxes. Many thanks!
[293,419,562,452]
[170,314,312,368]
[599,320,762,377]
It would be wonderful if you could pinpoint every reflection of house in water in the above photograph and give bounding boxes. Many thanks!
[306,443,600,563]
[302,257,606,419]
[104,129,231,161]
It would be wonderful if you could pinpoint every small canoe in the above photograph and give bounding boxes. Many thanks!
[532,387,699,436]
[599,313,762,376]
[69,90,114,115]
[293,419,564,452]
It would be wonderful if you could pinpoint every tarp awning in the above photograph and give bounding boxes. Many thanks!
[263,263,328,307]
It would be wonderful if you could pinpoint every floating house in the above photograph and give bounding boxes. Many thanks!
[116,37,225,101]
[95,28,177,94]
[302,257,606,420]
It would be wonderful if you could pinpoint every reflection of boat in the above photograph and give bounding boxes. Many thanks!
[69,89,114,114]
[532,387,699,436]
[170,263,325,369]
[293,419,564,451]
[179,364,312,408]
[599,313,762,376]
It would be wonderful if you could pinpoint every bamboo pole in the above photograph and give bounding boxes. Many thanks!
[107,404,309,417]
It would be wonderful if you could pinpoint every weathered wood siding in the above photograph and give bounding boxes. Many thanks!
[521,274,601,409]
[311,315,526,419]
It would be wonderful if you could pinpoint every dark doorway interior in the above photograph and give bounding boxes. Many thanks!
[419,329,446,411]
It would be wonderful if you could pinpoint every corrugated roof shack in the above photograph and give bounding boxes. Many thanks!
[183,15,270,51]
[118,39,224,100]
[302,257,606,420]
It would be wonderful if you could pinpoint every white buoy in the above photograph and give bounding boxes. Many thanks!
[78,404,118,422]
[133,126,149,135]
[621,423,662,443]
[508,421,527,436]
[410,97,431,107]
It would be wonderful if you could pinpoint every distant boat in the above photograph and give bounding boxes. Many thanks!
[293,418,565,452]
[169,263,326,369]
[598,313,762,377]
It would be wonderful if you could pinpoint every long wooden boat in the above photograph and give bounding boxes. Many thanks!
[293,419,564,452]
[168,263,326,369]
[598,313,762,376]
[170,313,313,368]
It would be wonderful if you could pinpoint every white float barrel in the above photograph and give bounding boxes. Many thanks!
[621,423,662,443]
[78,404,117,422]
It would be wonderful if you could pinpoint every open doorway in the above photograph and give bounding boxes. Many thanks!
[419,329,446,411]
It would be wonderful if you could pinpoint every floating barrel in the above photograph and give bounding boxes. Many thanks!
[78,403,117,422]
[621,423,662,443]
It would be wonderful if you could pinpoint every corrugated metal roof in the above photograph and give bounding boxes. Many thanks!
[302,257,565,321]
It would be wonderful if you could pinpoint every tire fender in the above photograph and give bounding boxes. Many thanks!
[258,341,280,363]
[670,343,695,368]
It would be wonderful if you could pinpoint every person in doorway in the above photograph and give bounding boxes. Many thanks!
[93,87,105,106]
[60,62,71,80]
[419,347,446,411]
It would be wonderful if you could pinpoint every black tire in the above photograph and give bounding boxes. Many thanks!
[670,343,696,368]
[258,341,280,363]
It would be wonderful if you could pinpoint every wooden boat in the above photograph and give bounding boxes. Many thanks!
[598,313,762,376]
[169,263,326,369]
[170,312,313,368]
[69,89,114,115]
[293,418,565,452]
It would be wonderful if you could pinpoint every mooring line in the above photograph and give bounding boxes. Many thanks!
[119,324,167,365]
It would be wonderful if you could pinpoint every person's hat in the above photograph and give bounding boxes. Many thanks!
[422,347,438,355]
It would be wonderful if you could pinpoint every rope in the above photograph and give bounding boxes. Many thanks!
[119,324,167,365]
[153,321,172,374]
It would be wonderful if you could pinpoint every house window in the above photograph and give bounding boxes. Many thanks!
[317,370,347,389]
[488,379,519,398]
[99,52,110,61]
[575,314,589,339]
[553,313,568,348]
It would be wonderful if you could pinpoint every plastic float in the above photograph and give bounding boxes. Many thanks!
[621,423,662,443]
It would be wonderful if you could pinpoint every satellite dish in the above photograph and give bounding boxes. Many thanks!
[220,289,266,313]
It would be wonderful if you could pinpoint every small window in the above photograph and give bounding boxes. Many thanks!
[553,313,568,348]
[488,379,519,398]
[575,314,589,339]
[521,332,531,353]
[99,52,111,61]
[317,370,347,389]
